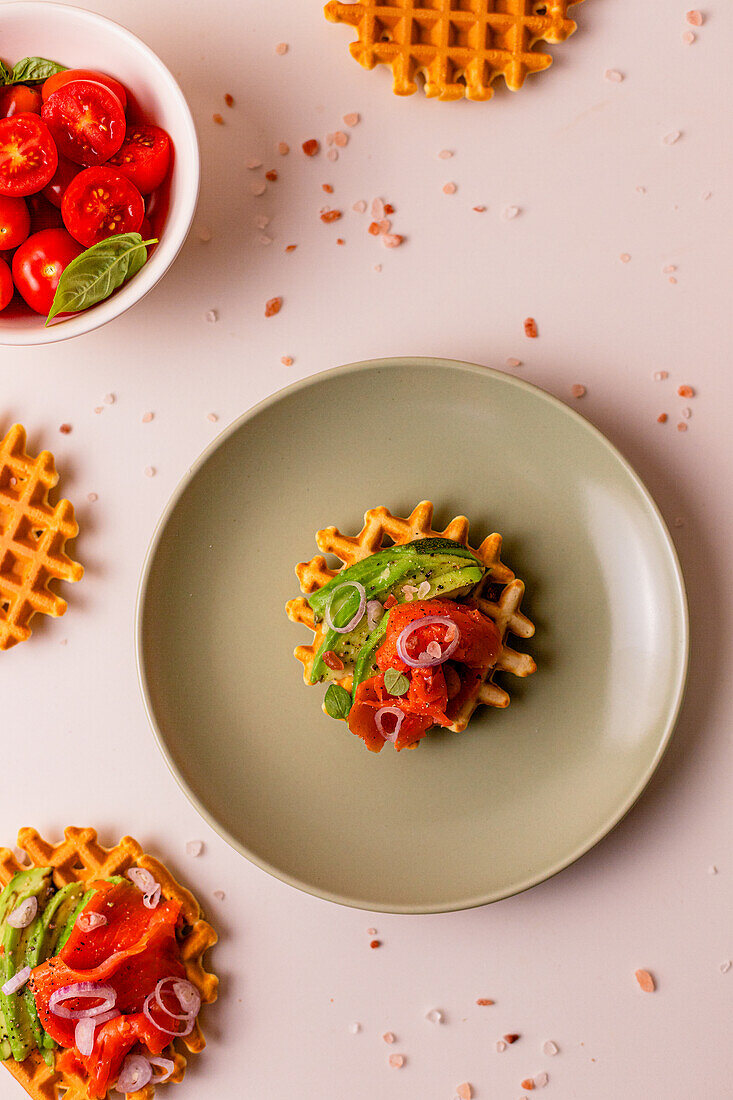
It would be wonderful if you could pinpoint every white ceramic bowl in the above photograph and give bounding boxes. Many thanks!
[0,2,199,345]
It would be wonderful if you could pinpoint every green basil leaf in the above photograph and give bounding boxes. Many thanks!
[0,60,12,85]
[383,668,409,696]
[46,233,156,325]
[10,57,66,84]
[324,684,352,720]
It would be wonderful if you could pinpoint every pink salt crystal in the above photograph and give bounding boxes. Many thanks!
[142,412,154,423]
[654,371,669,380]
[438,149,453,159]
[542,1041,559,1056]
[535,1071,549,1088]
[87,492,98,503]
[197,225,212,241]
[207,413,218,423]
[372,198,385,218]
[373,264,382,272]
[457,1085,473,1100]
[352,200,367,213]
[442,182,457,194]
[327,149,339,162]
[213,890,225,901]
[669,276,677,285]
[604,69,624,82]
[382,234,404,248]
[620,253,631,263]
[571,384,586,398]
[388,1054,404,1069]
[247,159,262,169]
[275,42,289,54]
[185,840,204,857]
[255,215,270,229]
[378,218,391,233]
[663,264,676,273]
[94,407,103,414]
[382,1032,395,1044]
[506,357,522,368]
[686,9,703,25]
[259,235,272,245]
[496,1040,507,1053]
[104,393,115,405]
[473,205,486,212]
[682,30,696,43]
[281,356,294,366]
[277,141,290,155]
[251,182,266,196]
[636,185,646,194]
[334,131,348,147]
[663,131,681,145]
[503,205,520,219]
[144,466,156,478]
[343,112,360,126]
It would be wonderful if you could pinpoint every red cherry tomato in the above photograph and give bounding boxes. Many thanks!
[41,155,80,208]
[41,81,125,167]
[11,228,82,314]
[42,69,127,110]
[27,193,64,233]
[0,113,58,197]
[0,195,30,249]
[61,167,144,247]
[0,85,43,118]
[108,124,171,195]
[0,256,13,311]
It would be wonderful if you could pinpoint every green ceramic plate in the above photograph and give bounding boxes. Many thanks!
[136,358,688,913]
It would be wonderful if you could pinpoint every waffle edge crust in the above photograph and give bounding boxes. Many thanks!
[0,827,218,1100]
[324,0,583,102]
[286,501,536,739]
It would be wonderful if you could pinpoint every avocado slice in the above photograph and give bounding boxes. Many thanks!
[24,881,86,1059]
[0,868,54,1062]
[55,876,125,954]
[309,540,484,684]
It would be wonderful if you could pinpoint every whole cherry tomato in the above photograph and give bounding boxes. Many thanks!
[0,195,30,249]
[108,124,171,195]
[42,155,80,208]
[0,85,43,118]
[62,167,144,247]
[0,113,58,197]
[12,228,82,314]
[27,194,64,234]
[0,256,13,312]
[42,69,127,110]
[41,80,125,166]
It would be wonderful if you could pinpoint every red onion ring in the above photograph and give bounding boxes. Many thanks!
[126,866,157,894]
[77,912,108,933]
[116,1054,153,1094]
[143,992,196,1037]
[7,897,37,929]
[2,966,30,996]
[154,976,201,1021]
[375,707,404,743]
[143,885,162,910]
[48,982,116,1021]
[325,581,366,634]
[74,1016,96,1058]
[149,1055,176,1083]
[395,616,460,668]
[366,599,383,630]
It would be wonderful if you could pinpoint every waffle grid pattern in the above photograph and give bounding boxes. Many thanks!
[0,827,218,1100]
[0,425,83,652]
[286,501,536,735]
[324,0,583,101]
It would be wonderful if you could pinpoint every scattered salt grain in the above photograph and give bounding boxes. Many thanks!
[443,182,457,195]
[438,149,453,159]
[334,131,348,147]
[635,969,656,992]
[708,865,718,875]
[367,928,377,935]
[457,1085,473,1100]
[682,31,696,44]
[327,149,339,162]
[388,1054,404,1069]
[259,235,273,245]
[506,358,522,368]
[353,200,367,213]
[476,999,494,1006]
[383,1032,396,1044]
[702,190,712,200]
[636,185,646,194]
[213,890,226,901]
[265,297,283,317]
[142,412,154,423]
[503,205,520,219]
[207,413,218,423]
[496,1040,507,1053]
[186,840,204,857]
[349,1021,361,1034]
[382,234,404,248]
[662,131,681,145]
[343,112,360,126]
[281,356,294,367]
[87,493,98,503]
[247,159,262,169]
[542,1041,559,1057]
[417,580,431,598]
[686,9,703,25]
[373,264,382,273]
[620,253,631,263]
[677,422,688,432]
[473,205,486,212]
[425,1009,443,1024]
[251,182,266,196]
[144,467,156,478]
[59,423,72,434]
[206,309,218,323]
[275,42,289,54]
[197,225,212,242]
[277,142,289,156]
[673,516,684,527]
[663,264,677,273]
[524,317,538,338]
[255,215,270,229]
[535,1072,549,1088]
[681,407,692,419]
[653,371,668,381]
[371,198,385,218]
[604,69,624,83]
[571,384,586,399]
[302,139,320,157]
[104,393,115,405]
[720,961,732,973]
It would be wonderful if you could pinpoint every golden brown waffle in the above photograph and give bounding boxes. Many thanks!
[0,827,218,1100]
[286,501,535,735]
[324,0,583,102]
[0,425,83,652]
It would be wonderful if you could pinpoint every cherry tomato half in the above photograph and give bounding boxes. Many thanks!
[42,69,127,110]
[42,155,81,208]
[0,256,13,312]
[0,85,43,119]
[0,195,30,249]
[41,80,125,167]
[0,113,58,197]
[11,228,82,314]
[61,167,144,247]
[108,124,171,195]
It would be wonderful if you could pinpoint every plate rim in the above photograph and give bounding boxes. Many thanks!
[135,356,690,913]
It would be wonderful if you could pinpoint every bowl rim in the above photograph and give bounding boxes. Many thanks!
[135,357,690,914]
[0,1,200,346]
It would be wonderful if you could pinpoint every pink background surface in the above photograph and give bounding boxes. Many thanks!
[1,1,731,1097]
